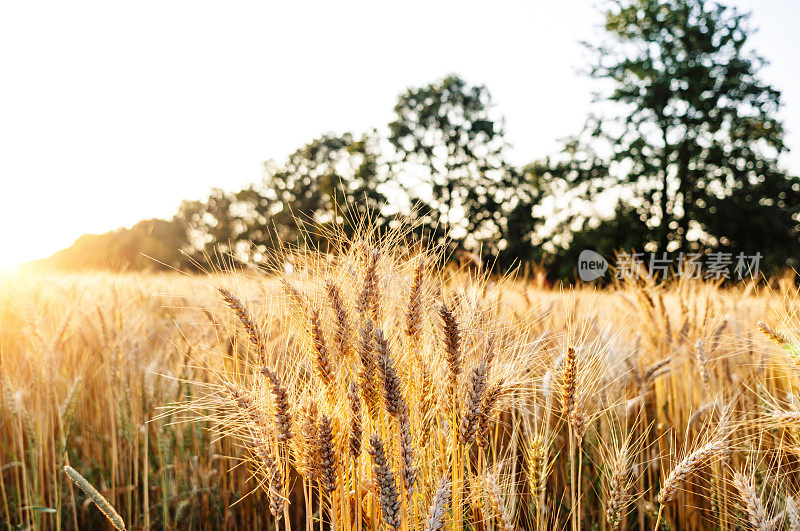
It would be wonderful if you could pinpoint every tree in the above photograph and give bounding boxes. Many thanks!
[388,75,515,254]
[494,160,556,269]
[38,218,189,271]
[550,203,652,281]
[176,188,259,267]
[562,0,800,265]
[265,131,389,247]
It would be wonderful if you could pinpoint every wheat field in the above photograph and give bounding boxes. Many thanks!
[1,232,799,530]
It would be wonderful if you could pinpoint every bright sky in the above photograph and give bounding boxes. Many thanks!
[1,0,798,269]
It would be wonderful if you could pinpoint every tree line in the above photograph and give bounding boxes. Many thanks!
[42,0,800,281]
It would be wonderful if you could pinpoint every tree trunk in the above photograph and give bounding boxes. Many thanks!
[675,142,691,251]
[659,121,672,253]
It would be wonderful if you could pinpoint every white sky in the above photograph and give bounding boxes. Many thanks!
[1,0,798,269]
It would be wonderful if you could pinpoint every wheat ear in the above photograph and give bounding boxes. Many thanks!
[787,496,800,531]
[486,473,514,531]
[658,438,727,504]
[299,399,320,481]
[347,380,363,459]
[405,256,425,353]
[570,406,588,442]
[368,433,402,530]
[316,415,338,494]
[259,442,286,518]
[562,346,577,416]
[459,360,489,445]
[358,318,381,418]
[224,382,268,429]
[63,466,126,530]
[757,321,790,346]
[261,367,293,442]
[438,303,462,400]
[605,444,632,529]
[326,280,352,360]
[281,278,308,312]
[525,434,547,513]
[731,472,770,531]
[476,379,505,450]
[424,475,451,531]
[218,287,266,362]
[694,339,710,386]
[419,364,436,445]
[356,248,381,322]
[374,326,405,416]
[308,306,335,390]
[373,326,416,496]
[398,409,417,498]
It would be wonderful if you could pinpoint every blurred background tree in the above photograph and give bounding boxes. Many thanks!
[264,131,389,249]
[549,0,800,264]
[37,218,189,271]
[388,75,517,255]
[176,188,252,268]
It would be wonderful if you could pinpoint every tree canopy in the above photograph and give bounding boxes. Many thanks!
[389,75,515,252]
[558,0,800,264]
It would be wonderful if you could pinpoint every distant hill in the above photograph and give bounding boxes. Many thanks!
[33,218,188,272]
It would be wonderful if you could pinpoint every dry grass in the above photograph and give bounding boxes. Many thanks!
[2,230,800,530]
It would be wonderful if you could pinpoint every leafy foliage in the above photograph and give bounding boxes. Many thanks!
[557,0,800,263]
[37,218,189,271]
[265,131,389,247]
[389,75,516,252]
